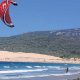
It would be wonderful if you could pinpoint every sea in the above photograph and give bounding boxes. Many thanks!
[0,62,80,80]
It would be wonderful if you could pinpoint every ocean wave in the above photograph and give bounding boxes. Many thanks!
[0,72,80,79]
[34,66,42,68]
[47,66,65,70]
[25,66,32,68]
[0,68,48,74]
[47,66,80,70]
[3,66,10,69]
[70,66,80,70]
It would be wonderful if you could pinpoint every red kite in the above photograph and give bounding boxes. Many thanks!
[0,0,17,28]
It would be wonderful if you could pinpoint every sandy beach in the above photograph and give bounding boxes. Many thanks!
[0,51,80,64]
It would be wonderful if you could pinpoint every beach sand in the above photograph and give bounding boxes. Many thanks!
[0,51,80,64]
[0,51,61,62]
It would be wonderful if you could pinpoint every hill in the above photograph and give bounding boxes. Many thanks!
[0,28,80,58]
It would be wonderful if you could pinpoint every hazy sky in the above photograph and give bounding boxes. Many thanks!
[0,0,80,36]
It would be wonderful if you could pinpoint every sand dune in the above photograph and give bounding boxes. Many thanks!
[0,51,80,64]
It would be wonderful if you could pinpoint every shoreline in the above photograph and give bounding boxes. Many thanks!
[1,74,80,80]
[0,51,80,64]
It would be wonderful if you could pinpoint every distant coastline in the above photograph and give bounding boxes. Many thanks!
[0,29,80,58]
[0,51,80,64]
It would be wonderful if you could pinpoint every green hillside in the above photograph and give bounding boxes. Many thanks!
[0,28,80,58]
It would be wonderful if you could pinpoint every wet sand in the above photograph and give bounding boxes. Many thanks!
[4,73,80,80]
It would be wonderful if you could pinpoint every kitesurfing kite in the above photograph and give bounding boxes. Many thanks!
[0,0,17,28]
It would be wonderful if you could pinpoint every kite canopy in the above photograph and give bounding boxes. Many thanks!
[0,0,17,28]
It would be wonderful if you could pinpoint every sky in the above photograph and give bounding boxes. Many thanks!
[0,0,80,36]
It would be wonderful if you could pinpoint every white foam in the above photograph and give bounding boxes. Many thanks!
[47,66,64,70]
[34,66,41,68]
[47,66,80,70]
[0,72,80,79]
[26,66,32,68]
[70,66,80,70]
[0,69,47,74]
[3,66,10,68]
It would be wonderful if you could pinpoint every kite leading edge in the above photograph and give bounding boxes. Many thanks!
[0,0,17,28]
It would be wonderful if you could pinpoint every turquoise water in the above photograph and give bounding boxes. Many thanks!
[0,62,80,79]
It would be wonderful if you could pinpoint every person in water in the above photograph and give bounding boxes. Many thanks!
[66,66,69,73]
[65,64,69,73]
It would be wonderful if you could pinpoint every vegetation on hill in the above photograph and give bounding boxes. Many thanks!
[0,28,80,58]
